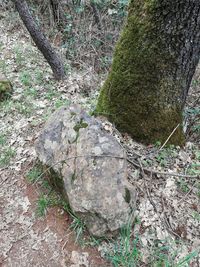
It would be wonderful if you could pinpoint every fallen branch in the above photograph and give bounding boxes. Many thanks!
[33,154,199,182]
[159,123,180,150]
[126,158,199,179]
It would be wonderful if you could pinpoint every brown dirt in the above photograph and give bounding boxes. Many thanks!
[0,8,110,267]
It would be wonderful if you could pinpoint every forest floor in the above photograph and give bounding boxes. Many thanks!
[0,5,200,267]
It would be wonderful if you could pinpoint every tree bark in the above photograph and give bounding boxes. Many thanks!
[49,0,66,27]
[96,0,200,145]
[14,0,65,80]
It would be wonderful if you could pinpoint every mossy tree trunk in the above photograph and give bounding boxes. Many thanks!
[96,0,200,145]
[14,0,65,80]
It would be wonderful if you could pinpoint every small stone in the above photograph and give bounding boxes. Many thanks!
[70,251,89,267]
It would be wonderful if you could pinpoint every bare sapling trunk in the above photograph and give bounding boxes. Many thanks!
[14,0,65,80]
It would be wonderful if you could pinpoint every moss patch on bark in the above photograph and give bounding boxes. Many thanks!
[95,0,186,145]
[0,80,13,101]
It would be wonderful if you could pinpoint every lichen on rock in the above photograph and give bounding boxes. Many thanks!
[35,105,136,237]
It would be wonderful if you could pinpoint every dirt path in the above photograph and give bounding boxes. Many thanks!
[1,6,200,267]
[0,165,107,266]
[0,10,108,267]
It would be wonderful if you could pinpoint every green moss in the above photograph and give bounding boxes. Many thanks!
[124,188,131,204]
[0,80,12,101]
[73,119,88,132]
[95,0,186,146]
[72,118,88,143]
[71,171,77,184]
[70,111,77,117]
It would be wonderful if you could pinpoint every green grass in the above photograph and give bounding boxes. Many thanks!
[26,165,199,267]
[0,133,7,146]
[177,178,190,193]
[70,215,86,243]
[104,230,199,267]
[14,101,34,116]
[106,223,140,267]
[0,99,34,116]
[24,87,38,98]
[26,166,44,183]
[0,147,16,167]
[54,98,71,109]
[19,71,32,87]
[0,59,6,73]
[34,70,44,85]
[44,90,58,100]
[13,45,25,68]
[36,194,49,216]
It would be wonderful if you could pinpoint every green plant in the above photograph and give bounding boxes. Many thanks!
[24,87,38,98]
[187,163,200,175]
[156,151,168,167]
[0,99,34,116]
[15,101,33,116]
[106,223,140,267]
[155,146,178,167]
[44,87,60,100]
[14,45,25,67]
[19,71,32,87]
[0,99,14,113]
[0,134,7,146]
[0,147,16,167]
[55,98,71,109]
[100,55,112,69]
[192,211,200,222]
[175,251,199,267]
[70,214,86,243]
[26,166,43,183]
[36,194,49,216]
[34,70,44,85]
[0,59,6,73]
[177,178,189,193]
[148,239,199,267]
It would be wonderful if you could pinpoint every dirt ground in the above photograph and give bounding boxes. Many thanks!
[1,5,200,267]
[0,8,111,267]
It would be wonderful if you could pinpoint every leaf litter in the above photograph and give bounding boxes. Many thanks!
[0,5,200,267]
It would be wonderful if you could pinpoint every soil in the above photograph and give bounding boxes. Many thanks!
[0,4,200,267]
[0,8,110,267]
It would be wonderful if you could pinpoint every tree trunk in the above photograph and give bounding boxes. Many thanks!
[49,0,66,27]
[96,0,200,145]
[14,0,65,80]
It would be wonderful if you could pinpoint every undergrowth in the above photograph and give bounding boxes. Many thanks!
[25,163,199,266]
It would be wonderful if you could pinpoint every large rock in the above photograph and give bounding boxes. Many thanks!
[35,105,135,236]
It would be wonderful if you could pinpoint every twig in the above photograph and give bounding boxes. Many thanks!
[138,159,157,212]
[31,154,199,186]
[161,196,181,239]
[177,180,197,204]
[127,158,199,178]
[159,124,180,150]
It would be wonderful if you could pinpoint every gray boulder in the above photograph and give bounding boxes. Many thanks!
[35,105,135,236]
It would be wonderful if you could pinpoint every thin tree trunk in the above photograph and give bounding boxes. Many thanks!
[14,0,65,80]
[49,0,66,27]
[91,2,102,31]
[96,0,200,145]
